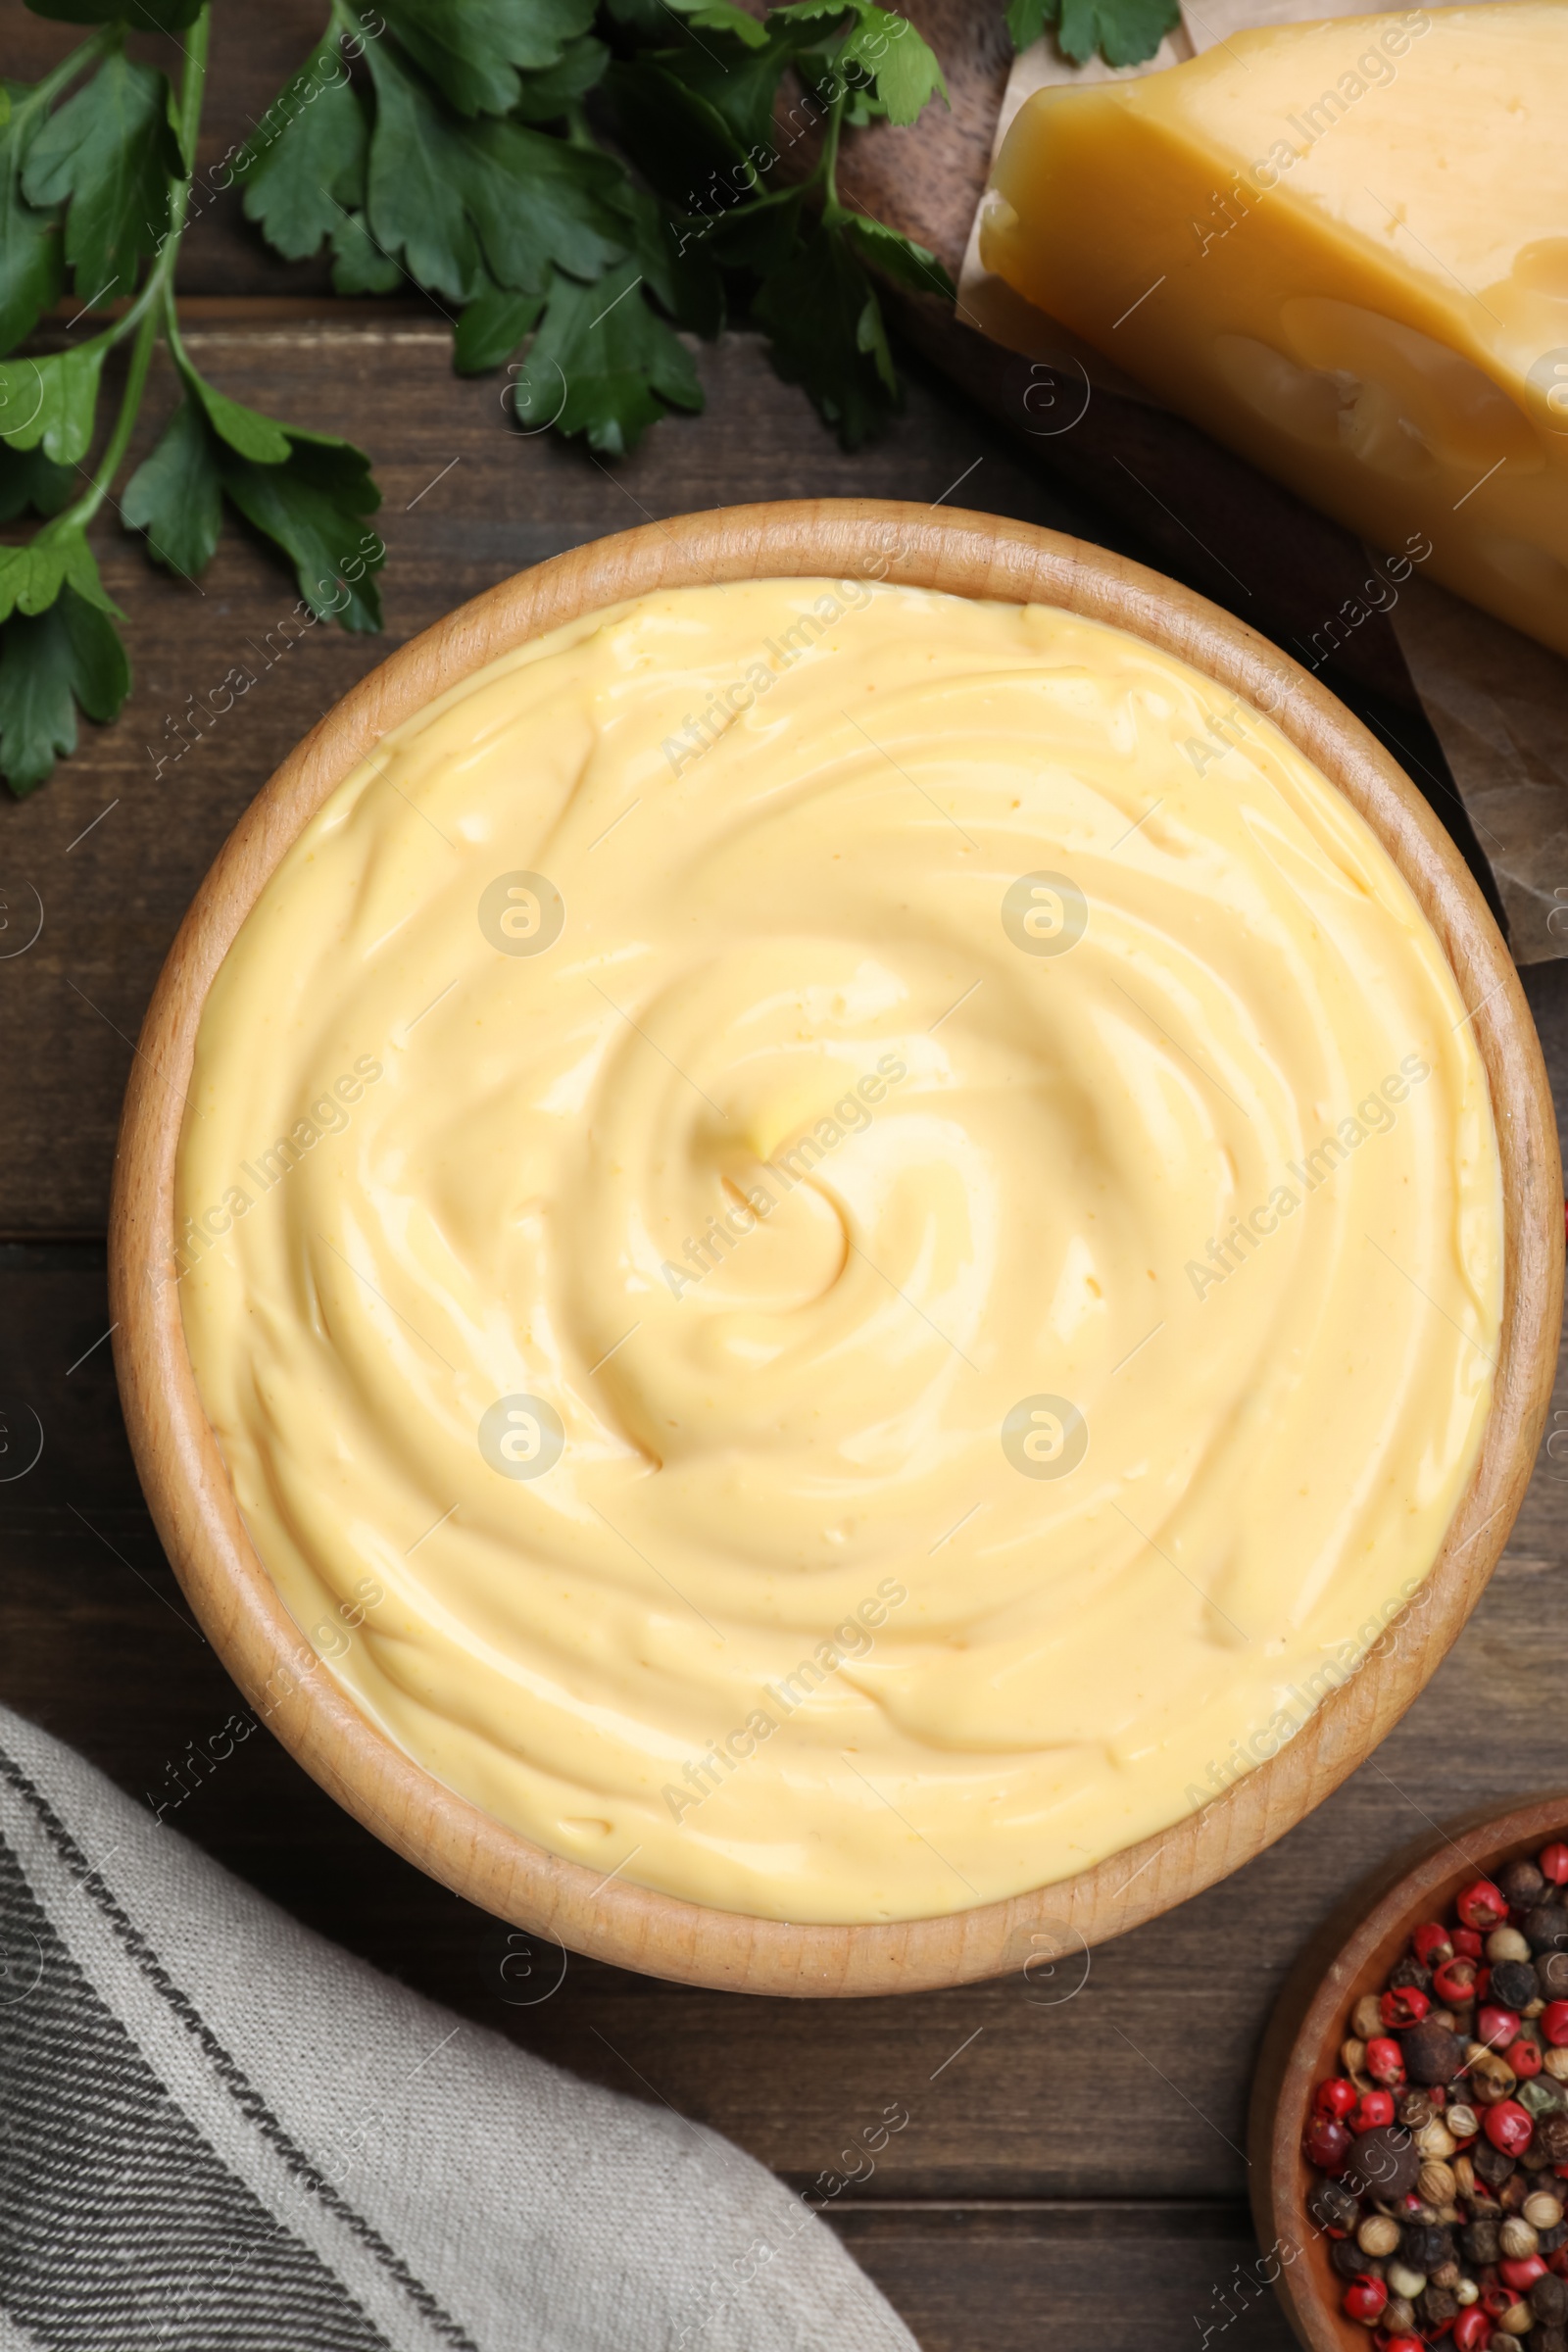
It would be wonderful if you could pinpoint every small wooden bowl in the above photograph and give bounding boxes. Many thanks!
[1251,1794,1568,2348]
[109,500,1562,1997]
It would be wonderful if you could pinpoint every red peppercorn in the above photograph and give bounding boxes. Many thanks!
[1483,2284,1516,2319]
[1454,1926,1486,1960]
[1506,2035,1544,2079]
[1413,1920,1455,1965]
[1382,2338,1426,2352]
[1543,2000,1568,2047]
[1435,1955,1480,2006]
[1553,2241,1568,2277]
[1451,2312,1493,2352]
[1365,2035,1406,2085]
[1344,2276,1389,2323]
[1479,2004,1522,2049]
[1542,1841,1568,1886]
[1484,2099,1535,2155]
[1315,2076,1360,2118]
[1380,1984,1432,2030]
[1501,2254,1547,2291]
[1352,2088,1396,2133]
[1458,1880,1508,1931]
[1305,2114,1352,2170]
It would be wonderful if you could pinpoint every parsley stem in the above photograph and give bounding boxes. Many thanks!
[39,5,211,539]
[817,83,847,217]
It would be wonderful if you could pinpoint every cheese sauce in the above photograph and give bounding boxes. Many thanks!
[176,578,1503,1922]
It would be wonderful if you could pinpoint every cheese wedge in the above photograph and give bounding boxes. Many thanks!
[981,5,1568,658]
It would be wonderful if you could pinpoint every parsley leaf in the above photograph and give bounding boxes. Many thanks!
[839,7,949,123]
[121,394,221,581]
[215,430,384,631]
[1005,0,1178,65]
[610,180,723,335]
[124,375,385,628]
[0,345,104,466]
[454,273,544,374]
[375,0,599,118]
[0,439,72,522]
[840,213,955,300]
[0,523,113,624]
[22,52,183,306]
[1004,0,1052,45]
[362,38,482,299]
[525,261,701,455]
[754,217,899,449]
[187,376,293,465]
[460,120,630,290]
[360,41,633,301]
[0,83,63,355]
[328,210,404,296]
[1056,0,1179,63]
[0,582,129,799]
[234,38,368,264]
[513,34,611,122]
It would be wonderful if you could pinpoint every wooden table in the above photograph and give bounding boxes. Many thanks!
[4,8,1567,2344]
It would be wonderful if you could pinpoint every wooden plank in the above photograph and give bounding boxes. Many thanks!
[828,2206,1298,2350]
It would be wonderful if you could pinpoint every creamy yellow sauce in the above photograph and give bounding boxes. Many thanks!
[176,578,1503,1923]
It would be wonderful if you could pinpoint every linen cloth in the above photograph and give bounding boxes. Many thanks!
[0,1702,917,2352]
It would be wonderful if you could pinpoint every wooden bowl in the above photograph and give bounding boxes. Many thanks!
[108,499,1562,1997]
[1250,1794,1568,2348]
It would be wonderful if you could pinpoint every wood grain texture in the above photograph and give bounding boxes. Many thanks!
[1250,1795,1568,2352]
[108,497,1562,1998]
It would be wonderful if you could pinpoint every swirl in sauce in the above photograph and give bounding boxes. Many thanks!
[177,580,1502,1922]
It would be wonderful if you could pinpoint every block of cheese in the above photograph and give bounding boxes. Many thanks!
[980,5,1568,659]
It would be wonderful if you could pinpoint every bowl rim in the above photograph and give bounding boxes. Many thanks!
[108,496,1562,1997]
[1250,1791,1568,2350]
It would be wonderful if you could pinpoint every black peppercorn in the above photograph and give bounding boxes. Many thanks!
[1396,2086,1436,2131]
[1542,2222,1568,2255]
[1537,2112,1568,2166]
[1308,2178,1360,2236]
[1401,2221,1454,2272]
[1402,2020,1466,2084]
[1462,2215,1502,2266]
[1534,2276,1568,2327]
[1523,1904,1568,1954]
[1389,1954,1434,1994]
[1534,2329,1568,2352]
[1331,2236,1376,2280]
[1492,1957,1543,2008]
[1475,2139,1518,2186]
[1346,2125,1419,2199]
[1541,1951,1568,1999]
[1416,2284,1459,2329]
[1504,1853,1551,1909]
[1501,1858,1548,1909]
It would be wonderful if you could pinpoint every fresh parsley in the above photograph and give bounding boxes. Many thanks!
[1004,0,1180,68]
[0,8,389,795]
[1,0,1149,799]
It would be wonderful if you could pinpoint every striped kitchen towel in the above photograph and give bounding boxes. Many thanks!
[0,1703,916,2352]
